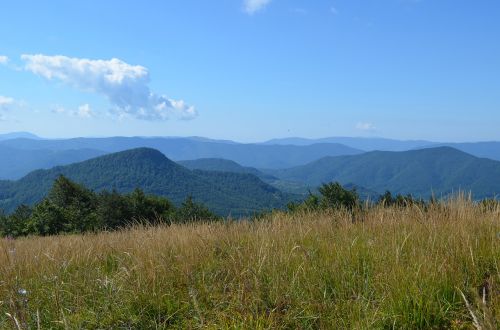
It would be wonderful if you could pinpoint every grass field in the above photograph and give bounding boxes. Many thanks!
[1,197,499,329]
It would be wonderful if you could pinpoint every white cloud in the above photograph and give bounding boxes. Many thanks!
[356,122,376,131]
[0,56,8,65]
[52,104,95,119]
[244,0,272,14]
[0,96,14,110]
[21,54,197,121]
[77,104,94,118]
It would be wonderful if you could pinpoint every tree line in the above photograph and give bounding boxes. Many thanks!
[286,182,498,212]
[1,177,498,238]
[0,176,219,238]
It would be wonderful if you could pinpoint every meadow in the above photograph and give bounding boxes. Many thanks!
[1,197,499,329]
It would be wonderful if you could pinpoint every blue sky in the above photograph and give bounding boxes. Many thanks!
[0,0,499,142]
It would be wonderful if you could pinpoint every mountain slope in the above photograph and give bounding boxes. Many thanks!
[424,142,500,161]
[178,158,277,181]
[267,147,500,199]
[0,137,362,169]
[0,148,293,216]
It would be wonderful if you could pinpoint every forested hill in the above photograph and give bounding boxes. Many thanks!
[266,147,500,199]
[0,148,294,216]
[178,158,277,181]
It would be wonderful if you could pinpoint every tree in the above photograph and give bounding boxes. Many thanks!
[97,190,133,229]
[378,191,394,206]
[318,182,359,210]
[49,175,97,210]
[0,205,32,237]
[175,196,219,223]
[27,176,99,235]
[127,189,175,225]
[27,200,67,236]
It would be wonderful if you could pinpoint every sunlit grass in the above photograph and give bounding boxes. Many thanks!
[1,196,499,329]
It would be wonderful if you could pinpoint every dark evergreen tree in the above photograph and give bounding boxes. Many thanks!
[175,196,219,223]
[318,182,359,210]
[0,205,31,237]
[97,190,134,229]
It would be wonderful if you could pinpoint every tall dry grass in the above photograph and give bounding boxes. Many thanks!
[0,196,499,329]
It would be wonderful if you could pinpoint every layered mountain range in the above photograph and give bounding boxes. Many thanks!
[1,133,499,216]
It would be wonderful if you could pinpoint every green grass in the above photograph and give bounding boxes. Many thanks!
[1,197,499,329]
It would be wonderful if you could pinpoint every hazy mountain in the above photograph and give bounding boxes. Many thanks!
[266,147,500,199]
[0,132,40,141]
[0,146,107,179]
[424,142,500,162]
[0,148,294,216]
[263,137,500,162]
[262,137,435,151]
[0,137,362,169]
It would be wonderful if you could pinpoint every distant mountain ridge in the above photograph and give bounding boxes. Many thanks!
[2,133,500,181]
[0,136,363,169]
[265,147,500,199]
[422,142,500,162]
[263,137,435,151]
[263,137,500,162]
[0,131,40,141]
[0,146,107,179]
[0,148,294,216]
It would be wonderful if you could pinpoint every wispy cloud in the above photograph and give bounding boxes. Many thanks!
[76,104,94,118]
[244,0,272,15]
[0,96,14,110]
[330,6,339,15]
[0,56,8,65]
[51,104,95,119]
[356,122,377,131]
[0,96,16,121]
[21,54,197,121]
[51,105,67,114]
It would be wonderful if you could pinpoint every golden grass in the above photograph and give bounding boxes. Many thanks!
[1,197,499,329]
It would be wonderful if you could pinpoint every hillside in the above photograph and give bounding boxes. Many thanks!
[267,147,500,199]
[426,141,500,161]
[0,148,293,216]
[178,158,277,181]
[0,146,107,179]
[0,137,362,169]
